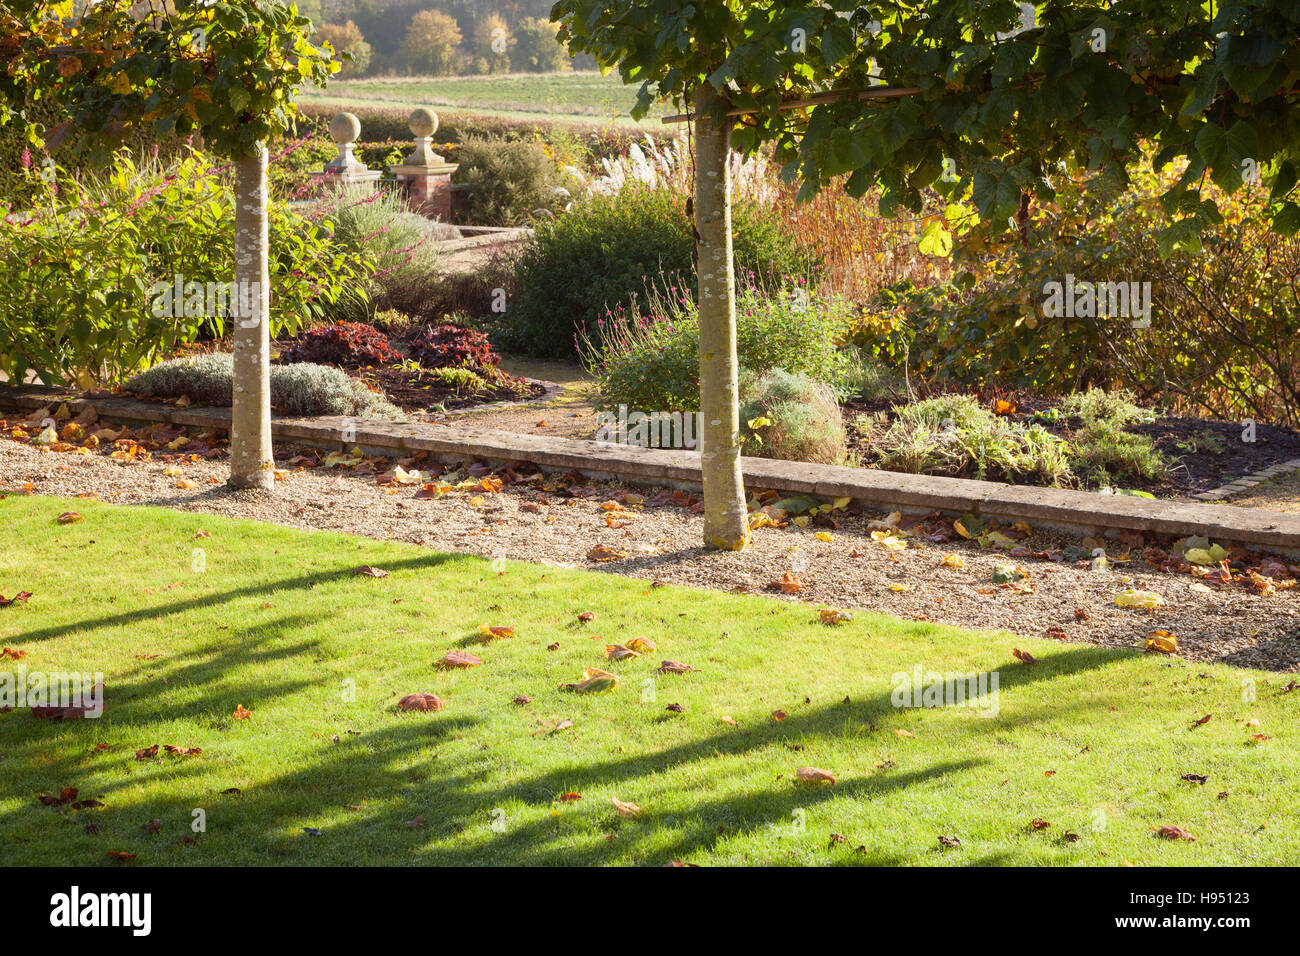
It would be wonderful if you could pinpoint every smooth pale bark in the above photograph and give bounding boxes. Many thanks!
[228,146,275,490]
[694,85,749,550]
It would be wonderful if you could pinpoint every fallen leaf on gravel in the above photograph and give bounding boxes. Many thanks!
[887,583,911,592]
[1154,825,1196,841]
[612,797,641,816]
[940,553,966,569]
[1074,608,1091,621]
[819,609,852,625]
[439,651,482,669]
[659,660,698,674]
[397,693,445,712]
[1146,630,1179,655]
[414,482,451,499]
[353,565,389,578]
[233,704,252,720]
[774,572,804,593]
[625,637,656,652]
[605,644,640,660]
[56,512,83,524]
[796,767,836,784]
[476,624,515,642]
[587,544,628,562]
[1012,648,1037,664]
[938,834,962,848]
[1045,626,1068,641]
[1115,589,1164,610]
[560,667,619,693]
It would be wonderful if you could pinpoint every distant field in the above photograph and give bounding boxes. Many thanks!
[304,71,667,127]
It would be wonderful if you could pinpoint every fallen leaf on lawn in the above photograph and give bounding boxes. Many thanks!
[796,767,836,784]
[1146,630,1179,655]
[476,623,515,642]
[612,797,642,817]
[587,544,628,562]
[107,851,137,861]
[557,792,582,803]
[1154,825,1196,841]
[38,787,78,806]
[625,637,656,652]
[1030,818,1051,830]
[1012,648,1037,664]
[512,695,532,705]
[57,512,83,524]
[894,728,915,738]
[938,834,962,848]
[605,644,640,660]
[1181,773,1208,785]
[771,710,787,722]
[397,693,445,712]
[404,815,427,829]
[71,798,104,810]
[560,666,619,693]
[163,745,201,756]
[353,565,389,578]
[1192,714,1212,727]
[134,745,159,761]
[0,645,28,659]
[439,650,482,669]
[140,819,161,834]
[233,704,252,720]
[577,611,595,622]
[0,591,33,610]
[1249,733,1270,742]
[819,608,852,625]
[659,660,698,674]
[1115,588,1164,610]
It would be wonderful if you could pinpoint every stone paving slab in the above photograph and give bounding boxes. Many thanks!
[5,385,1300,553]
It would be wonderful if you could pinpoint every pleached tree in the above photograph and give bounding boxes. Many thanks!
[1,0,338,490]
[552,0,1300,549]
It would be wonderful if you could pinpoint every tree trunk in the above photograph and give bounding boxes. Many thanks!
[694,84,749,550]
[228,146,275,491]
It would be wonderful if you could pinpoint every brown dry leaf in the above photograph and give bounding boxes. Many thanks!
[1154,825,1197,841]
[795,766,836,785]
[397,693,445,712]
[557,792,582,803]
[57,512,83,524]
[1012,648,1038,664]
[353,565,389,578]
[1192,714,1213,728]
[0,594,33,609]
[894,728,915,738]
[439,650,482,669]
[605,644,640,661]
[163,745,201,756]
[476,624,515,642]
[1074,608,1091,621]
[0,644,29,657]
[38,787,79,806]
[1181,773,1208,785]
[107,851,137,861]
[560,666,619,693]
[659,659,698,674]
[938,834,962,848]
[774,571,804,593]
[404,815,427,829]
[771,710,788,722]
[134,745,159,761]
[233,704,252,720]
[587,544,628,563]
[819,608,852,625]
[1031,818,1051,830]
[577,611,595,622]
[140,819,161,834]
[512,695,532,705]
[612,797,642,817]
[720,715,737,726]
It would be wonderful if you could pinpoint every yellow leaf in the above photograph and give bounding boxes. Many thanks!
[1115,589,1164,610]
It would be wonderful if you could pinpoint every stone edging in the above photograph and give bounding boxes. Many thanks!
[5,385,1300,554]
[1191,457,1300,502]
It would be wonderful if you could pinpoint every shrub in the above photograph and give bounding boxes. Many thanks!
[127,353,400,418]
[0,147,364,388]
[739,369,848,465]
[429,366,486,393]
[280,322,400,367]
[1055,387,1155,427]
[1068,422,1166,486]
[319,183,443,319]
[581,284,857,413]
[452,137,563,226]
[408,324,500,371]
[868,399,1072,485]
[503,185,818,357]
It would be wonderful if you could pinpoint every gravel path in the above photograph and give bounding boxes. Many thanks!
[3,433,1298,672]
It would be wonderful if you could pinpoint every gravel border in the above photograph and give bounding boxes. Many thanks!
[3,435,1297,673]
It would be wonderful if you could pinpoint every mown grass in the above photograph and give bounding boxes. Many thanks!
[304,71,662,125]
[1,495,1295,866]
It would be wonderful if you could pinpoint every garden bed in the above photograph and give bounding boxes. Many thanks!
[359,365,545,412]
[844,393,1300,500]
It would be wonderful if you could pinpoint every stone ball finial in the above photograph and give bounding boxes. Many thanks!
[409,108,439,139]
[329,112,361,145]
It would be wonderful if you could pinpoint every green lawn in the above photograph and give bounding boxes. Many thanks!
[304,70,661,125]
[1,495,1295,866]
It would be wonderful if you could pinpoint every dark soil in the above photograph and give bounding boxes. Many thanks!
[360,365,543,413]
[842,396,1300,498]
